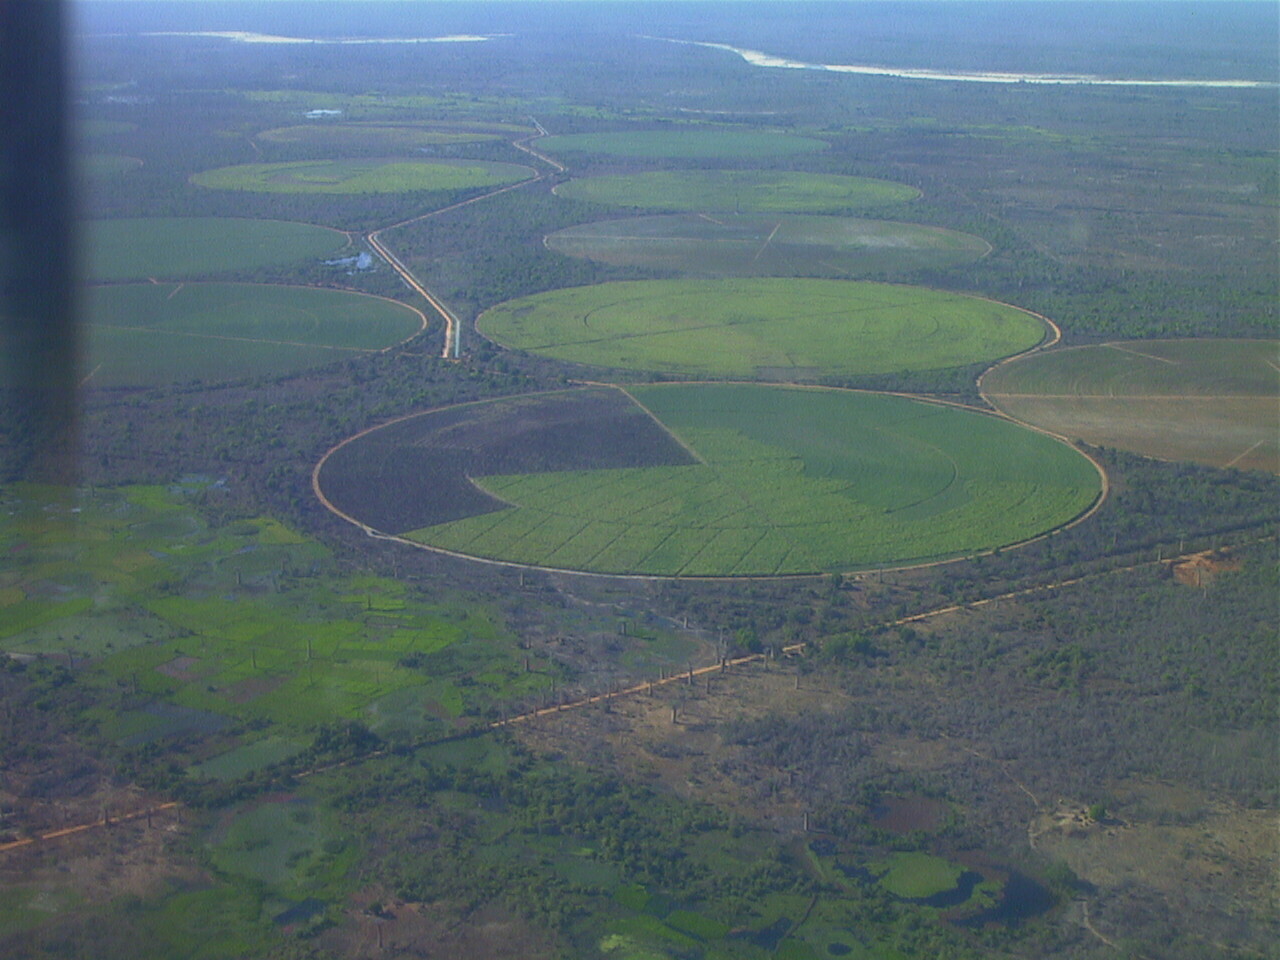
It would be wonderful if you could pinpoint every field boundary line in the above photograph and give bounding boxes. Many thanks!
[1102,342,1178,364]
[0,801,180,855]
[614,385,709,465]
[1223,439,1267,469]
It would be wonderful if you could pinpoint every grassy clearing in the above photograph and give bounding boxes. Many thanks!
[85,282,422,386]
[872,853,964,900]
[84,217,348,281]
[554,170,919,213]
[398,384,1099,576]
[545,214,990,277]
[537,129,827,158]
[983,339,1280,472]
[191,158,532,194]
[208,797,353,898]
[478,278,1045,379]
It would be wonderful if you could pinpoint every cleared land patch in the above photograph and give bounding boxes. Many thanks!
[85,217,349,281]
[84,282,423,387]
[191,158,533,194]
[554,170,919,213]
[982,339,1279,473]
[536,129,827,159]
[545,214,990,277]
[478,278,1047,379]
[318,384,1100,576]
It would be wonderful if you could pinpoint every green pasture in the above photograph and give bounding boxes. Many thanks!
[537,129,827,159]
[554,171,919,213]
[544,214,990,277]
[85,217,349,281]
[191,158,532,194]
[983,339,1280,473]
[402,384,1100,576]
[478,278,1046,379]
[84,282,423,387]
[256,123,506,151]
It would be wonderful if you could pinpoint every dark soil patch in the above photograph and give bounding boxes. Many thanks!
[318,387,696,535]
[226,674,284,704]
[155,655,201,680]
[871,796,948,834]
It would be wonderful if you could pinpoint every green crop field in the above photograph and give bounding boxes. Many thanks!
[79,154,142,180]
[255,123,507,151]
[478,278,1046,379]
[84,217,349,281]
[191,158,533,194]
[554,170,919,213]
[545,214,991,277]
[84,282,424,386]
[77,119,136,139]
[376,384,1100,576]
[983,339,1280,473]
[536,129,827,158]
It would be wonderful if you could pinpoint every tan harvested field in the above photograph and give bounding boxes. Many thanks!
[982,339,1279,473]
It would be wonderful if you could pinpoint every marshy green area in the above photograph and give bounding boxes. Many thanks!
[191,158,533,194]
[554,171,919,213]
[404,384,1100,575]
[0,484,539,749]
[84,217,350,281]
[84,282,423,386]
[478,278,1046,379]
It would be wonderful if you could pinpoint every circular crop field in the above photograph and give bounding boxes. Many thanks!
[545,214,990,277]
[255,123,512,151]
[537,130,827,159]
[316,384,1100,577]
[85,218,350,281]
[191,158,533,194]
[983,339,1280,473]
[554,170,919,213]
[84,282,424,387]
[478,278,1047,379]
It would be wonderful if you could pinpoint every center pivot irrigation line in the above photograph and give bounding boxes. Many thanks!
[364,118,564,360]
